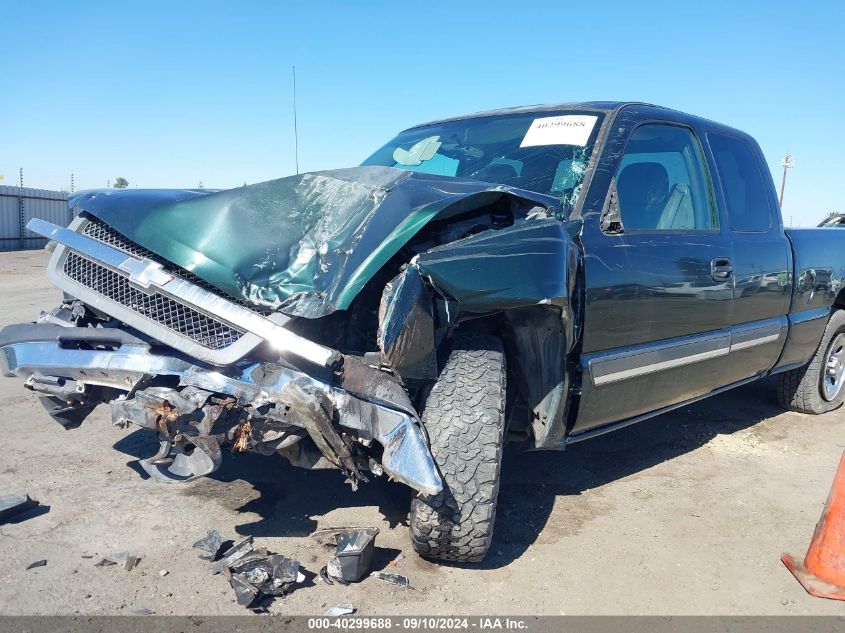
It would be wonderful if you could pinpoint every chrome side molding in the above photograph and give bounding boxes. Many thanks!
[587,318,786,387]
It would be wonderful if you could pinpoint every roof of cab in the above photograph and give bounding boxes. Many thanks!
[406,101,628,130]
[405,101,750,140]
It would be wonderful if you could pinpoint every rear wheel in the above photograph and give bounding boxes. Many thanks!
[778,309,845,414]
[409,334,506,563]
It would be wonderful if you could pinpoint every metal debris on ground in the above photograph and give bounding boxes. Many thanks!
[0,491,40,523]
[319,527,379,584]
[370,571,410,587]
[325,605,356,617]
[197,531,304,609]
[192,528,224,560]
[95,551,141,571]
[210,536,254,575]
[26,560,47,570]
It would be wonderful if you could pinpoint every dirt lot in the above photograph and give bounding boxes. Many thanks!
[1,249,845,616]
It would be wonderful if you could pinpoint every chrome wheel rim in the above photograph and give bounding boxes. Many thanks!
[822,333,845,401]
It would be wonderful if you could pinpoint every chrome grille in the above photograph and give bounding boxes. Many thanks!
[81,220,155,259]
[63,251,244,350]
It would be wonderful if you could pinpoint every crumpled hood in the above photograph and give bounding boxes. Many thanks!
[69,166,557,318]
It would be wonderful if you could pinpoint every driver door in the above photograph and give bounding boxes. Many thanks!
[573,117,735,434]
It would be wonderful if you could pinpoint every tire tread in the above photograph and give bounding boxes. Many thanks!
[409,334,506,563]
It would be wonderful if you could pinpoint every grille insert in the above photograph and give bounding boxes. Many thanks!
[80,219,258,310]
[63,251,244,350]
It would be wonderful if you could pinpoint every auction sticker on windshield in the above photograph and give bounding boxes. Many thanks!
[520,114,598,147]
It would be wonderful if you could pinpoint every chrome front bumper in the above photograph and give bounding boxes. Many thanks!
[0,326,442,495]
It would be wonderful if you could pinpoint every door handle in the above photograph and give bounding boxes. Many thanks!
[711,257,734,282]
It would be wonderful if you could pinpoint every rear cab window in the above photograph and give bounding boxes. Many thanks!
[706,133,774,232]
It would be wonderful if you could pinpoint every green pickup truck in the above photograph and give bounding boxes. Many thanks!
[2,101,843,563]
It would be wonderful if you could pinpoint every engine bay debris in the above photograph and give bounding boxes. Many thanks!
[198,531,304,609]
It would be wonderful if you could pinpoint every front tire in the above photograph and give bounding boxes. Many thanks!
[778,309,845,414]
[409,334,506,563]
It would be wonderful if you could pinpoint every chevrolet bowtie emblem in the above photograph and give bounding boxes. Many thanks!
[118,257,174,289]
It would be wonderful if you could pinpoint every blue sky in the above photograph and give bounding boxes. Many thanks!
[1,1,842,226]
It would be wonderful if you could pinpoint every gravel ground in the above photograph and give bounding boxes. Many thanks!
[1,249,845,616]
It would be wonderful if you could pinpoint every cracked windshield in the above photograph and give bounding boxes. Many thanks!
[362,110,605,212]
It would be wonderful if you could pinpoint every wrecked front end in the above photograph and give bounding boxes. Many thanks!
[0,166,578,496]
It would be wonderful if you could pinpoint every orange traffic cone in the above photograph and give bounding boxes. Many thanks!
[782,451,845,600]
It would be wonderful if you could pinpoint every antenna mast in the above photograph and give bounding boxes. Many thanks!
[292,66,300,175]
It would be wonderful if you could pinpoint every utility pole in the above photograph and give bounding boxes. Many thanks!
[292,65,300,175]
[779,153,795,209]
[19,168,25,249]
[71,173,75,193]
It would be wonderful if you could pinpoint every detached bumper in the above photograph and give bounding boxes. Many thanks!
[0,323,442,495]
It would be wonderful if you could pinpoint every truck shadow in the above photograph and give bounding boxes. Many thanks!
[113,377,786,569]
[485,377,786,569]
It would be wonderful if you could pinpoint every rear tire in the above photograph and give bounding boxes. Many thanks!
[409,334,506,563]
[778,309,845,414]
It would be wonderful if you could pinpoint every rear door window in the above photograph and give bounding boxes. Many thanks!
[707,133,773,232]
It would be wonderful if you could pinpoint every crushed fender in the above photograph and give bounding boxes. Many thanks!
[69,167,558,317]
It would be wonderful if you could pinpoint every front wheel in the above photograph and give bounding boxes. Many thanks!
[409,334,506,563]
[778,309,845,414]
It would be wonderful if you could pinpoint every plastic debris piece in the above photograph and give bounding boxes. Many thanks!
[0,491,40,523]
[311,526,363,548]
[210,536,254,575]
[192,529,224,561]
[243,567,270,586]
[131,607,155,616]
[26,560,47,570]
[196,532,301,608]
[260,555,301,596]
[230,573,260,607]
[96,551,141,571]
[321,557,349,586]
[326,605,356,617]
[319,565,337,585]
[227,554,302,607]
[159,569,169,577]
[370,571,410,587]
[334,527,379,582]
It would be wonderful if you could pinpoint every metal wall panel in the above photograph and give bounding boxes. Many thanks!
[0,185,72,251]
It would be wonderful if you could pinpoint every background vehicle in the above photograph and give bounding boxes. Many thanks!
[2,102,844,563]
[819,213,845,227]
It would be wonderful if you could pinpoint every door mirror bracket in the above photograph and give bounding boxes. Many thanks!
[600,178,624,234]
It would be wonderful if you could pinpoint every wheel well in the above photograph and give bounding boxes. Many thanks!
[835,288,845,311]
